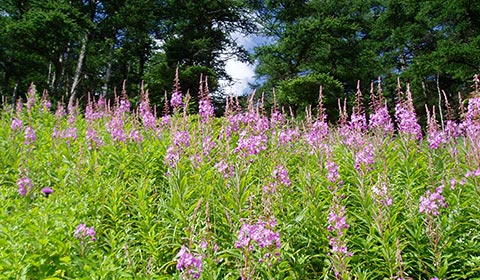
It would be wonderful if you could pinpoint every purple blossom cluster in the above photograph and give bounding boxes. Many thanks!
[41,187,53,197]
[161,115,171,128]
[465,169,480,178]
[419,185,448,216]
[128,129,143,143]
[277,127,300,147]
[173,131,191,147]
[24,126,36,145]
[176,245,202,279]
[444,120,460,140]
[372,183,393,207]
[41,97,52,113]
[214,160,234,178]
[85,96,106,122]
[202,136,215,157]
[170,90,183,109]
[165,130,191,168]
[189,154,203,169]
[234,133,268,158]
[139,99,157,130]
[86,128,104,150]
[107,112,126,142]
[264,165,291,194]
[55,102,67,119]
[327,205,352,257]
[52,127,78,145]
[118,99,131,114]
[225,114,242,134]
[26,83,36,112]
[254,116,270,133]
[354,143,375,171]
[349,112,367,132]
[395,103,422,140]
[241,112,264,128]
[17,177,33,196]
[165,146,180,168]
[426,107,447,149]
[74,223,97,242]
[339,122,364,148]
[427,130,447,149]
[15,98,23,115]
[11,118,23,131]
[220,110,269,142]
[271,165,291,187]
[235,219,281,263]
[270,110,284,127]
[450,169,480,189]
[460,96,480,138]
[369,104,394,134]
[234,111,270,134]
[199,98,215,123]
[305,120,329,149]
[326,161,340,183]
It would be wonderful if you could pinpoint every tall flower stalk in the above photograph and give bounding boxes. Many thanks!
[235,218,281,280]
[395,81,422,141]
[74,223,96,258]
[325,156,352,279]
[419,185,448,277]
[327,194,352,279]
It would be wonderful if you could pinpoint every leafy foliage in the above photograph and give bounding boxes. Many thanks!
[1,80,479,279]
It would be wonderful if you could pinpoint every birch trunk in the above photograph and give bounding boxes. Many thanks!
[11,81,19,108]
[102,44,114,97]
[69,33,88,109]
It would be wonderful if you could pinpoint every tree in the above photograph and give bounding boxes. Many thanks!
[0,0,257,112]
[143,0,256,110]
[253,0,480,120]
[0,0,89,103]
[277,73,344,120]
[253,0,383,116]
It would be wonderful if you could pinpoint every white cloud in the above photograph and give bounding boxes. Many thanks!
[222,59,256,96]
[221,33,273,95]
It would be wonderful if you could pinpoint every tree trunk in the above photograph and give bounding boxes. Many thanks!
[102,43,114,97]
[436,73,444,130]
[47,62,56,92]
[2,70,9,100]
[69,33,88,109]
[11,80,19,108]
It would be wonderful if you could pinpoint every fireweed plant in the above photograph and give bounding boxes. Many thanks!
[1,75,480,279]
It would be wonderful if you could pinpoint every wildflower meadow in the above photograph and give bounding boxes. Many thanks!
[1,75,480,280]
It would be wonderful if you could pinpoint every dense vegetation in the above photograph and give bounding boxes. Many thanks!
[0,75,479,279]
[2,1,480,118]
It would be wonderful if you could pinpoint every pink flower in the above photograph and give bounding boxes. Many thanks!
[235,219,281,252]
[170,90,183,109]
[41,187,53,197]
[11,118,23,131]
[369,105,394,134]
[419,186,448,216]
[326,161,340,183]
[24,126,36,145]
[176,245,202,279]
[17,177,33,196]
[199,98,214,123]
[75,223,96,242]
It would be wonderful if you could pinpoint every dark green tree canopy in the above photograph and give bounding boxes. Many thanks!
[252,0,480,119]
[0,0,256,111]
[1,0,479,119]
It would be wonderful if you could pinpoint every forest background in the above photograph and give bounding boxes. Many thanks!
[1,0,480,120]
